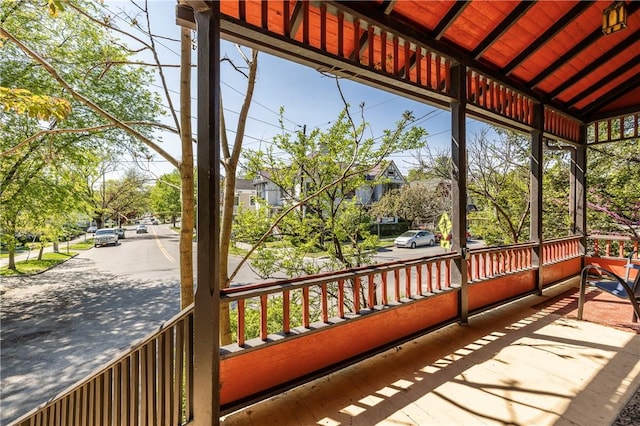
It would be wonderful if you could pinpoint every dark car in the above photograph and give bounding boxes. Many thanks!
[115,228,126,239]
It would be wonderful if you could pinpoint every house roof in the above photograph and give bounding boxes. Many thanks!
[178,1,640,144]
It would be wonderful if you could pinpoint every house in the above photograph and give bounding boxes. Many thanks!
[253,161,406,213]
[355,161,406,207]
[233,178,257,213]
[252,171,285,213]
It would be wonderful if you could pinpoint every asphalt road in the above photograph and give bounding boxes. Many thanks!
[0,225,184,425]
[0,226,482,424]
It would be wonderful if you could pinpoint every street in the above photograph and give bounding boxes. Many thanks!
[0,225,184,425]
[0,225,481,424]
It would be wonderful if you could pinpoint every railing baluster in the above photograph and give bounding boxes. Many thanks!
[381,270,388,305]
[282,291,290,334]
[238,299,246,346]
[338,279,345,318]
[260,295,268,339]
[368,273,375,308]
[303,286,310,328]
[321,283,329,322]
[404,265,411,297]
[394,268,400,301]
[353,276,361,313]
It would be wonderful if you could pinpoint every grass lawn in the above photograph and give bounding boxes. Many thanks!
[0,252,78,276]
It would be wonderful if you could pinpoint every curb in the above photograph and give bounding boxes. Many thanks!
[1,253,79,277]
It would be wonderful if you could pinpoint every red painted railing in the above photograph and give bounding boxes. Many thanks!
[542,236,582,264]
[467,243,535,282]
[588,234,639,259]
[225,253,457,345]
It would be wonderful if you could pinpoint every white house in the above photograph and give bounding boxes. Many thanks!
[355,161,406,207]
[253,161,406,212]
[233,178,257,213]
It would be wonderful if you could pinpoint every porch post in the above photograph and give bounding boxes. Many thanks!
[194,4,221,425]
[574,125,588,262]
[530,103,544,295]
[450,64,469,323]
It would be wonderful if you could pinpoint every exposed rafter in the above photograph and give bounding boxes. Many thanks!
[529,2,640,90]
[471,2,536,60]
[565,55,640,109]
[549,30,640,100]
[503,1,594,76]
[432,1,469,41]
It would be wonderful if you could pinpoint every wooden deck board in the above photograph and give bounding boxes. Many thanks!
[221,279,640,426]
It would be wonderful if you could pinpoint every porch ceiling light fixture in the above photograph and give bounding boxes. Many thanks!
[602,1,627,35]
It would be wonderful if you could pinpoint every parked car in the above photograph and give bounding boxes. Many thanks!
[151,219,159,225]
[94,228,118,247]
[394,230,436,248]
[136,224,148,234]
[87,225,97,234]
[115,228,126,239]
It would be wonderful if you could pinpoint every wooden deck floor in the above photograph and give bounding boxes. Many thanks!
[221,278,640,426]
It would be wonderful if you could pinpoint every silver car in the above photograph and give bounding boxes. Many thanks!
[94,228,119,247]
[394,230,436,248]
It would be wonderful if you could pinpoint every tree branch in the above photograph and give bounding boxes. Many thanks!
[0,27,179,168]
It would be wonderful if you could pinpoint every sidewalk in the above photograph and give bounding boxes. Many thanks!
[0,234,92,268]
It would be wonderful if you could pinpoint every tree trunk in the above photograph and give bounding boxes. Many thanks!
[37,245,44,260]
[179,27,194,309]
[219,49,259,345]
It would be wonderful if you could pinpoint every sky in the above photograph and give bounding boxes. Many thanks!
[102,1,489,179]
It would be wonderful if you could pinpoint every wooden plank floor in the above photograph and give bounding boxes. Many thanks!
[221,278,640,426]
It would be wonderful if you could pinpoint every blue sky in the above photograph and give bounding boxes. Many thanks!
[104,1,487,178]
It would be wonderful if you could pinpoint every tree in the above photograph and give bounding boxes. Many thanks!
[467,128,530,245]
[1,1,160,269]
[103,169,150,225]
[587,135,640,237]
[218,48,259,344]
[370,183,450,229]
[149,170,181,226]
[243,87,427,278]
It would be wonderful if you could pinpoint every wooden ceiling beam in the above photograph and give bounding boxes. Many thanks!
[503,1,594,76]
[549,31,640,100]
[529,2,640,89]
[566,55,640,109]
[579,64,640,117]
[432,1,469,41]
[471,1,535,60]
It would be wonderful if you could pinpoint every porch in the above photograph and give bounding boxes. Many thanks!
[7,1,640,424]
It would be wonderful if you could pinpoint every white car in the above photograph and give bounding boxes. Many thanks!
[94,228,118,247]
[394,230,436,248]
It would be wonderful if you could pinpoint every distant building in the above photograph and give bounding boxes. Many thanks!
[233,178,257,212]
[253,161,406,215]
[355,161,405,207]
[253,171,285,214]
